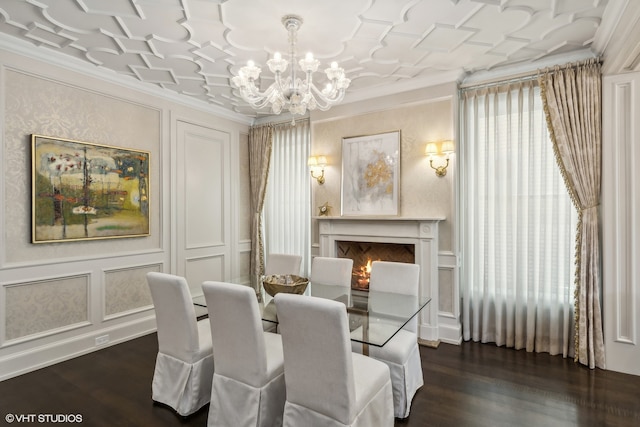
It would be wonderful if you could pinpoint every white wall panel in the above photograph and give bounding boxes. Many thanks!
[186,255,225,295]
[176,120,232,288]
[185,132,225,248]
[603,72,640,375]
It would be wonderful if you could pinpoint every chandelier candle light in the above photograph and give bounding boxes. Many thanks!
[231,15,351,120]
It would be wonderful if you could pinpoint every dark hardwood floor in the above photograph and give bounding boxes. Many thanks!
[1,334,639,426]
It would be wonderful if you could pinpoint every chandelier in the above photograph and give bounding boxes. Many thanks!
[231,15,351,118]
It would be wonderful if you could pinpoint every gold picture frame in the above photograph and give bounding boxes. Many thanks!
[341,130,400,216]
[31,134,150,243]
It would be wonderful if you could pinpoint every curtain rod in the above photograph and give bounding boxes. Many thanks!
[459,56,601,93]
[459,72,539,93]
[251,116,310,128]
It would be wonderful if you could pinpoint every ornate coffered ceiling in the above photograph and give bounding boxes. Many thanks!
[0,0,615,120]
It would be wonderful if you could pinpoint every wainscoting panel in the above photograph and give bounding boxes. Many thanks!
[4,275,90,342]
[437,251,461,344]
[438,265,455,315]
[185,255,225,296]
[104,264,161,319]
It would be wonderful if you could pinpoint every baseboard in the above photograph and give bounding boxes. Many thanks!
[0,315,157,381]
[438,316,463,345]
[419,322,462,345]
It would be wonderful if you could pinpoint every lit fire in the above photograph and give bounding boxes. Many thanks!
[353,259,376,290]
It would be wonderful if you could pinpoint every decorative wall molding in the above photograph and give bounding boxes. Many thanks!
[103,263,162,320]
[436,251,461,345]
[603,71,640,376]
[2,274,91,345]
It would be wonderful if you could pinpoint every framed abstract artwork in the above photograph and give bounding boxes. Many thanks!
[31,134,150,243]
[341,130,400,216]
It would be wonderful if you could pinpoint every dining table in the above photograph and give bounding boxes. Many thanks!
[193,282,431,356]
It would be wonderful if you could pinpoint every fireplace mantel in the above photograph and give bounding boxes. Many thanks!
[316,216,443,344]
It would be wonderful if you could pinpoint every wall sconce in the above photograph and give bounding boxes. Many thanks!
[425,140,454,177]
[307,155,327,184]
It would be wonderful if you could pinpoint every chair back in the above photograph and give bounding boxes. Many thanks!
[146,272,201,363]
[369,261,420,295]
[265,253,302,276]
[275,293,356,424]
[202,281,267,387]
[310,257,353,287]
[369,261,420,333]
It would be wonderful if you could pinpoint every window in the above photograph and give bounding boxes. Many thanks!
[460,80,577,356]
[263,119,311,276]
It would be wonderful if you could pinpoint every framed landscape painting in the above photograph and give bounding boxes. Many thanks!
[341,130,400,216]
[31,134,150,243]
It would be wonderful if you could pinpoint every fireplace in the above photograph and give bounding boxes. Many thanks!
[337,241,415,290]
[316,216,442,343]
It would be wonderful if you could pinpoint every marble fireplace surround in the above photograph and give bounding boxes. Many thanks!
[316,217,443,344]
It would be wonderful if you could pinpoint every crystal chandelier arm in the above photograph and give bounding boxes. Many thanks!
[236,80,280,110]
[304,62,350,110]
[307,81,347,110]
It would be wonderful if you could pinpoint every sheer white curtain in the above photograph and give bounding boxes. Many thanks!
[263,119,311,277]
[460,80,578,357]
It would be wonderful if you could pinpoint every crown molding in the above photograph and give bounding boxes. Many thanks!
[0,33,253,125]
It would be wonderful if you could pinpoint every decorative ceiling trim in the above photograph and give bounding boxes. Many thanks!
[0,33,253,125]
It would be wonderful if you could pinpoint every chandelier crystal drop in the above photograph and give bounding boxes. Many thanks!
[231,15,351,118]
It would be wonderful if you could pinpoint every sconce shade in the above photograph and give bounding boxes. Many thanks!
[425,143,438,156]
[316,155,327,166]
[307,156,318,166]
[441,140,455,154]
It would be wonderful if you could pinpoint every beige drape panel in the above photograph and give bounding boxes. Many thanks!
[539,59,605,369]
[248,124,273,299]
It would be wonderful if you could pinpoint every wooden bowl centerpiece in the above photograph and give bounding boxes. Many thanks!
[262,274,309,297]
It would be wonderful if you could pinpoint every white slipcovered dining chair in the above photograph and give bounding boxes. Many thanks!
[310,256,353,286]
[352,261,423,419]
[275,293,394,427]
[310,256,353,304]
[265,253,302,276]
[202,281,286,427]
[146,272,214,417]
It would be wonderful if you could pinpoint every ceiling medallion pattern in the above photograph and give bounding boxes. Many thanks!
[0,0,610,118]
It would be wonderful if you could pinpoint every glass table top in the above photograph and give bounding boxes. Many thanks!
[194,283,431,348]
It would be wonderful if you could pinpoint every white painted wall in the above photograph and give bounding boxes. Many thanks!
[0,46,251,380]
